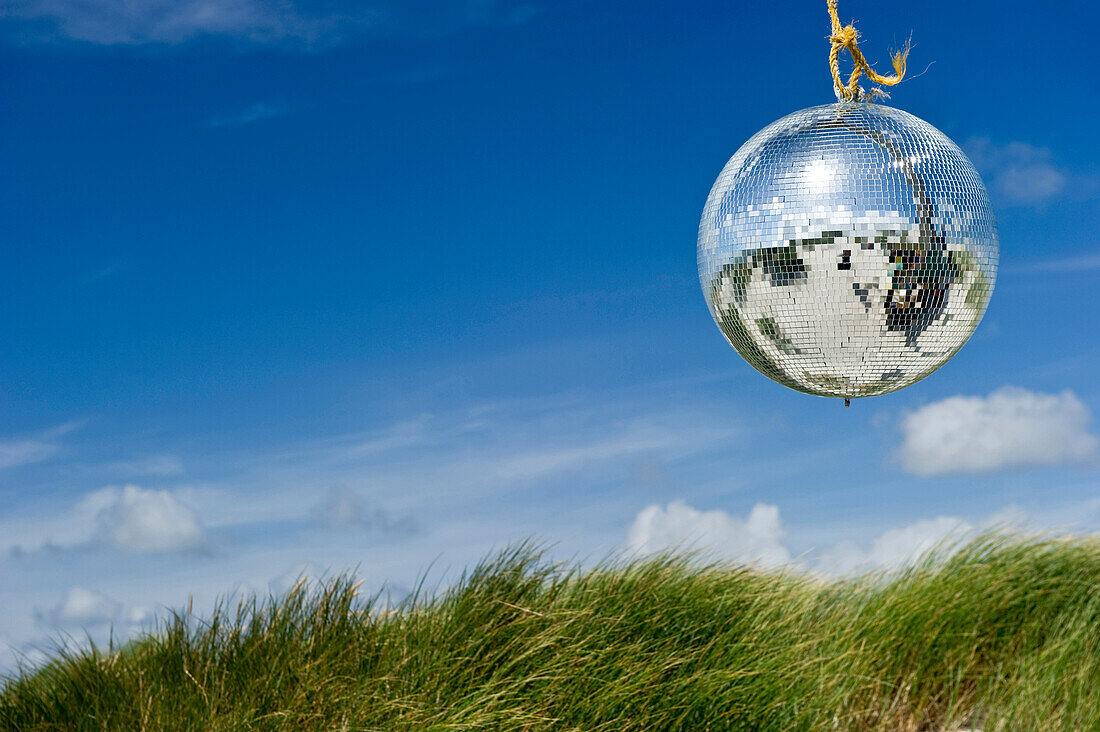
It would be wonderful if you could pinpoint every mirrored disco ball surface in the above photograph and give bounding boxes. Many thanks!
[698,102,998,399]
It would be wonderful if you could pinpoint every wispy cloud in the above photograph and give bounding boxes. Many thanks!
[0,439,56,472]
[491,427,688,483]
[207,103,286,129]
[0,422,81,472]
[83,261,124,283]
[965,137,1080,205]
[2,0,541,47]
[228,392,742,519]
[1,0,380,47]
[1011,251,1100,274]
[895,387,1098,476]
[1,391,717,555]
[101,454,185,478]
[312,487,418,534]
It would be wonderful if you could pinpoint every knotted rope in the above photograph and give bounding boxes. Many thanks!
[828,0,909,101]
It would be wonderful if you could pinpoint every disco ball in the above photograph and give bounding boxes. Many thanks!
[698,102,998,400]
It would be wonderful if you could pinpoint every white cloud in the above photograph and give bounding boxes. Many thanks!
[626,500,791,567]
[897,387,1098,476]
[84,485,207,553]
[625,501,1036,577]
[815,506,1034,575]
[816,516,972,575]
[965,137,1068,204]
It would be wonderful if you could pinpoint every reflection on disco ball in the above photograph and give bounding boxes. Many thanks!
[698,102,998,400]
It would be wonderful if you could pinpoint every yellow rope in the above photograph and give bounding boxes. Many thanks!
[827,0,909,101]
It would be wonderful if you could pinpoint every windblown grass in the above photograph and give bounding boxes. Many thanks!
[4,534,1100,730]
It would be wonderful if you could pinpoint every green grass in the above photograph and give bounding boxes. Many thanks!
[4,534,1100,730]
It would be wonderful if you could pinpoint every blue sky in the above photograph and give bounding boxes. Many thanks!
[2,0,1099,674]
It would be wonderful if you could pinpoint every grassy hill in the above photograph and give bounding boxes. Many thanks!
[3,535,1100,730]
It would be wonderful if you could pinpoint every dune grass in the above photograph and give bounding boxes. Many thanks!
[4,534,1100,730]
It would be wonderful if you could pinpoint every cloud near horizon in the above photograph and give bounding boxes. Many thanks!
[815,516,972,575]
[626,501,1029,575]
[626,500,791,567]
[34,587,153,630]
[896,387,1098,476]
